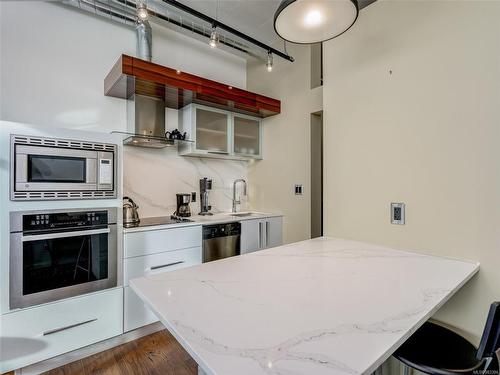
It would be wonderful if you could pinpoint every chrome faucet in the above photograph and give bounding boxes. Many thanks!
[232,179,247,213]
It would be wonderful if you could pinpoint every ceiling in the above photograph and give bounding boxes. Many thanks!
[61,0,376,61]
[176,1,283,48]
[175,0,377,50]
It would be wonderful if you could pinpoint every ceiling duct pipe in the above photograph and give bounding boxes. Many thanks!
[63,0,152,61]
[62,0,153,61]
[62,0,136,25]
[136,19,152,61]
[62,0,295,63]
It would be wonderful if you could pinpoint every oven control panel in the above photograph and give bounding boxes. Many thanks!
[23,211,108,231]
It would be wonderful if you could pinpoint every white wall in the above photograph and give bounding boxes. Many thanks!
[0,1,246,131]
[0,1,248,217]
[323,0,500,341]
[247,44,322,244]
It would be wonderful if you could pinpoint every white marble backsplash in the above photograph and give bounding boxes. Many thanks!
[123,146,248,218]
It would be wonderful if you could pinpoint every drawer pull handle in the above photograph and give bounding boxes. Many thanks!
[150,261,184,270]
[42,318,97,336]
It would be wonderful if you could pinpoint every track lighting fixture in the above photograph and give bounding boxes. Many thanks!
[209,26,219,48]
[266,52,273,72]
[136,2,148,21]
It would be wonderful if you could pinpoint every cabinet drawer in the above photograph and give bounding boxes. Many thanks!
[124,225,201,258]
[124,286,158,332]
[124,246,201,285]
[123,247,201,331]
[0,288,123,374]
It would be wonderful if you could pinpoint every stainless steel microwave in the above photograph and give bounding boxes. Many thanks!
[11,134,117,200]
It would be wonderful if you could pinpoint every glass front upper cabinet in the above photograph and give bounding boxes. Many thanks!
[195,107,230,154]
[233,114,261,157]
[179,104,262,160]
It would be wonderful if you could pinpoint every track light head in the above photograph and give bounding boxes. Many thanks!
[266,52,273,72]
[136,2,149,21]
[209,26,219,48]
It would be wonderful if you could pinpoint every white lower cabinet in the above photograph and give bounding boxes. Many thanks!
[241,216,283,254]
[0,288,123,374]
[124,225,201,258]
[123,246,202,331]
[123,226,202,332]
[124,286,158,332]
[124,246,202,286]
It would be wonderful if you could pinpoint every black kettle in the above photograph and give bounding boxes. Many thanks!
[165,129,187,140]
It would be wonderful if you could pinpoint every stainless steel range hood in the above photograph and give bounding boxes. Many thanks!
[124,94,174,148]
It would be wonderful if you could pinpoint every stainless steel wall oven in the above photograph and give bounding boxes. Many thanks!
[9,208,118,309]
[11,134,117,200]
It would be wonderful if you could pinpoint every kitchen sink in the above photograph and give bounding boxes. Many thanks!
[225,211,263,217]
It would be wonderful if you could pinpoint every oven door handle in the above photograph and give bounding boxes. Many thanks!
[22,228,110,242]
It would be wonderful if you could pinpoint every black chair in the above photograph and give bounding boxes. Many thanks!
[394,302,500,375]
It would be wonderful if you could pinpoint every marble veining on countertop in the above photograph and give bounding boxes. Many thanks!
[130,237,479,375]
[122,212,283,233]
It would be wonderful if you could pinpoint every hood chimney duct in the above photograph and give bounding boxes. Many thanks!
[136,19,152,61]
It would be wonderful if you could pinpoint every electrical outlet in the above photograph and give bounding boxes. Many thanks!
[391,202,405,225]
[295,184,303,195]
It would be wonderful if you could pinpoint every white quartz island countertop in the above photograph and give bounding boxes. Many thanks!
[130,237,479,375]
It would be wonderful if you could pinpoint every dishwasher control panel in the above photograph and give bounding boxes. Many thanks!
[202,222,241,239]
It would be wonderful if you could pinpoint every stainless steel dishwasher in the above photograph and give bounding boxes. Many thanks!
[202,222,241,263]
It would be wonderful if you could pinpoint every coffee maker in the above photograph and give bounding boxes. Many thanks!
[199,178,213,216]
[175,193,191,217]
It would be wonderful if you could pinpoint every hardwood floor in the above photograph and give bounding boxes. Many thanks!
[42,330,197,375]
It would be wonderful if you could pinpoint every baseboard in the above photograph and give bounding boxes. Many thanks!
[14,322,164,375]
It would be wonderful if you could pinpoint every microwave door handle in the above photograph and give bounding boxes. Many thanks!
[22,228,110,242]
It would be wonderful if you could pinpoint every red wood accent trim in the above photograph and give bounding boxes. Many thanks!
[104,54,280,118]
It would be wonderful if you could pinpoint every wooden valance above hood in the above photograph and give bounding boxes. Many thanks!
[104,55,280,118]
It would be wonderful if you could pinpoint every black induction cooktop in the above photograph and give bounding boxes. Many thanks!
[126,215,193,228]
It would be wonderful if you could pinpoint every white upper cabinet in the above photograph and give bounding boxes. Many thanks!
[194,106,231,155]
[233,114,261,158]
[179,104,262,160]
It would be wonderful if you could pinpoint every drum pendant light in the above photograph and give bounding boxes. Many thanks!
[273,0,359,44]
